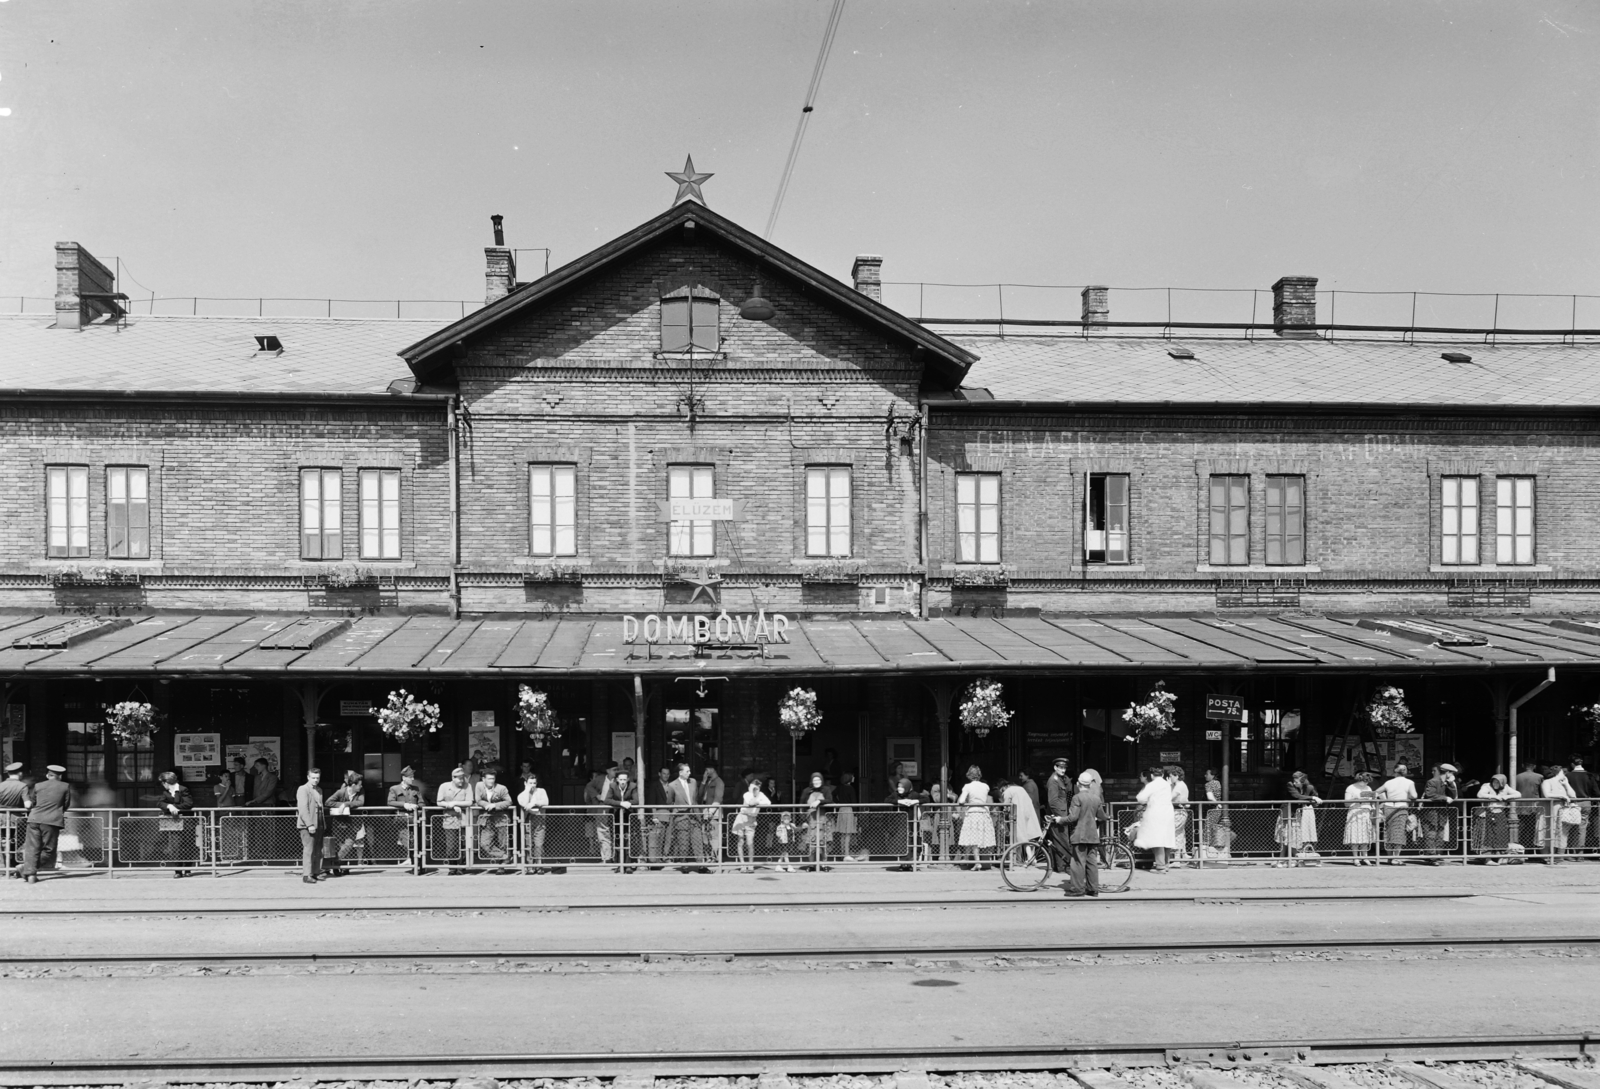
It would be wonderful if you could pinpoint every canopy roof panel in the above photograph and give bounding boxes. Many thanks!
[4,613,1600,678]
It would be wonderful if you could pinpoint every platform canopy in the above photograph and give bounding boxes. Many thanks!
[2,613,1600,679]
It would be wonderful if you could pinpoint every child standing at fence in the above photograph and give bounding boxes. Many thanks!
[775,811,796,871]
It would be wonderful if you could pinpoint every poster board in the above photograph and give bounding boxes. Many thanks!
[228,737,281,775]
[1,704,20,767]
[611,732,636,767]
[468,711,499,765]
[174,732,221,767]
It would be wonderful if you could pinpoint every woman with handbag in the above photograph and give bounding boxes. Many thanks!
[1343,772,1378,865]
[1542,764,1578,861]
[156,771,196,878]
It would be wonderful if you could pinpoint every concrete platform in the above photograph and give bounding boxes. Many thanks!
[3,855,1598,912]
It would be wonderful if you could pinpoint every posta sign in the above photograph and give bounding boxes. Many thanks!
[623,610,791,646]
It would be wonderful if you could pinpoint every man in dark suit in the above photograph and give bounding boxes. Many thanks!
[664,762,707,869]
[1045,757,1073,871]
[20,765,72,883]
[0,762,25,879]
[1062,773,1104,898]
[1567,755,1595,851]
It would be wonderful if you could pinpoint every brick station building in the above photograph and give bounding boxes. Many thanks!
[2,201,1598,807]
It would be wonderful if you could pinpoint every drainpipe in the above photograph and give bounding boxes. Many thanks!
[918,403,930,619]
[1509,667,1555,778]
[447,395,461,619]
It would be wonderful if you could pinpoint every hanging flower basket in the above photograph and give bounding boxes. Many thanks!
[376,688,442,743]
[103,701,158,745]
[1365,685,1412,739]
[1573,703,1600,746]
[1122,681,1177,742]
[518,685,560,748]
[779,686,822,741]
[959,678,1012,739]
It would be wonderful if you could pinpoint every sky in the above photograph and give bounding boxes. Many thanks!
[1,0,1597,329]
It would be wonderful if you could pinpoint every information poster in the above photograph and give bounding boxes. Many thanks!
[468,711,499,765]
[611,731,636,766]
[2,704,23,768]
[175,732,222,767]
[227,737,282,775]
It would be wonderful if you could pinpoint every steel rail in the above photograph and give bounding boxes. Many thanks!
[5,933,1591,967]
[0,1033,1589,1085]
[0,890,1469,916]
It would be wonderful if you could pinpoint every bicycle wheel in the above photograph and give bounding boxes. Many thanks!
[1098,840,1134,892]
[1000,839,1052,891]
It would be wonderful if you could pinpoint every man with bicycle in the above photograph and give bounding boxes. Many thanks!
[1059,771,1104,898]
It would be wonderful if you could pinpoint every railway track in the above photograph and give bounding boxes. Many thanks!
[0,1033,1592,1085]
[3,933,1592,966]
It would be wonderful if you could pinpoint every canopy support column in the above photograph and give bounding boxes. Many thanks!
[924,678,955,793]
[1509,668,1556,778]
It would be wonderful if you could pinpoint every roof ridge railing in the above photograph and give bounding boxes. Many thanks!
[4,296,483,320]
[910,316,1600,345]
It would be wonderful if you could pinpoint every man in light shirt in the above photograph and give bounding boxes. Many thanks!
[1377,763,1418,865]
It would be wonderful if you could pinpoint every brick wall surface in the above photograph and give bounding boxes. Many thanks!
[928,410,1600,612]
[0,401,450,598]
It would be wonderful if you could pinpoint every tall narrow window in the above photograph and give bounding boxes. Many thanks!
[1208,474,1250,566]
[65,719,106,782]
[530,464,577,557]
[660,295,719,352]
[1265,474,1305,566]
[1086,473,1130,564]
[1441,475,1479,565]
[300,468,342,560]
[46,465,89,558]
[106,467,150,560]
[805,466,851,557]
[1496,476,1534,565]
[359,469,401,560]
[955,472,1001,563]
[668,465,715,557]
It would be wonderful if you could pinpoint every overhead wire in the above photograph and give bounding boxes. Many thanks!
[763,0,847,240]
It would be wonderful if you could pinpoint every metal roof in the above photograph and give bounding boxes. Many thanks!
[945,335,1600,409]
[3,612,1599,678]
[0,314,429,397]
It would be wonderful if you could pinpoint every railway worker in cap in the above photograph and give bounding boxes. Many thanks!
[386,766,426,870]
[435,766,473,874]
[20,765,73,883]
[1044,757,1073,871]
[1419,763,1459,863]
[295,767,326,884]
[1,762,27,877]
[1061,770,1105,898]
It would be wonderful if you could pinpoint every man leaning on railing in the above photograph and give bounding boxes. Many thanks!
[436,766,474,874]
[1,762,26,877]
[387,766,426,871]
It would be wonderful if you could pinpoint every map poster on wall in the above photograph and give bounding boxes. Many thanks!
[175,732,222,767]
[1,704,23,769]
[226,737,281,775]
[468,711,500,765]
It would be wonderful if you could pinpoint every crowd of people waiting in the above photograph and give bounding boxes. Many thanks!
[3,749,1595,881]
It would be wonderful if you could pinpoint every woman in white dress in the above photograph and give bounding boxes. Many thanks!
[1167,767,1191,861]
[1342,772,1377,865]
[1001,777,1042,844]
[956,765,997,868]
[1134,766,1177,872]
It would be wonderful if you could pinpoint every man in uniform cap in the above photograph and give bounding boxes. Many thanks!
[1044,757,1074,871]
[21,765,72,883]
[0,763,26,879]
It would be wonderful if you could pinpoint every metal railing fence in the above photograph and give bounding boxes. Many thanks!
[8,799,1587,874]
[1103,798,1600,866]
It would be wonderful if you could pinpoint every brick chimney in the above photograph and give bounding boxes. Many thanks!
[1080,285,1109,333]
[1271,275,1319,338]
[55,242,124,330]
[851,255,883,302]
[485,214,517,305]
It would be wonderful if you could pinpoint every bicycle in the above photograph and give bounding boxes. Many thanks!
[1000,820,1133,893]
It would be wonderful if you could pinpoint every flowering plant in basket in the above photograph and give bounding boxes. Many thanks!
[1122,681,1177,742]
[959,678,1012,738]
[1365,686,1412,739]
[518,685,560,747]
[779,687,822,740]
[1573,702,1600,746]
[376,688,442,743]
[103,701,159,745]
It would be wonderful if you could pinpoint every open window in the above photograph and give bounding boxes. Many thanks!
[1085,473,1129,564]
